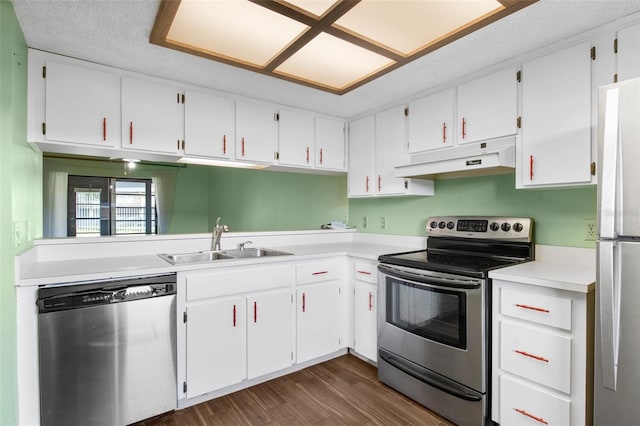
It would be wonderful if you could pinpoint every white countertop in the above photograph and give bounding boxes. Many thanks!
[489,245,596,293]
[17,234,423,286]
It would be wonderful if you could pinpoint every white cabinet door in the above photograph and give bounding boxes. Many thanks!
[353,280,377,362]
[347,115,375,197]
[375,106,408,195]
[246,288,294,379]
[44,61,120,147]
[186,296,246,398]
[121,77,182,154]
[315,116,345,171]
[184,89,234,159]
[520,42,592,187]
[296,281,340,363]
[407,88,455,153]
[236,100,277,164]
[456,67,518,144]
[278,108,314,168]
[617,23,640,81]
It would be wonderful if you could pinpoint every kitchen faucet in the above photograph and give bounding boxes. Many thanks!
[211,217,229,251]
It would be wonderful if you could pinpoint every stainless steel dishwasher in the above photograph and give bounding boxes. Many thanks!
[37,273,177,426]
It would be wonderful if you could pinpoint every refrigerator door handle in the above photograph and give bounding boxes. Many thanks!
[600,87,620,240]
[599,240,619,390]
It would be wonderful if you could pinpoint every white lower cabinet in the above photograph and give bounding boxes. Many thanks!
[352,260,377,362]
[492,280,594,426]
[295,259,346,364]
[180,265,294,399]
[246,288,294,379]
[186,295,246,398]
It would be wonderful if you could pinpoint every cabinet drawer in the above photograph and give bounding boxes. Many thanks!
[501,287,572,330]
[500,376,570,426]
[354,261,376,284]
[500,321,572,393]
[296,260,342,285]
[186,266,293,301]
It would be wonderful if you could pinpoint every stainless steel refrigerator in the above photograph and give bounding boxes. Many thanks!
[595,77,640,425]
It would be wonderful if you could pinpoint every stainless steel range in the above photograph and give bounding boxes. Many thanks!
[377,216,534,426]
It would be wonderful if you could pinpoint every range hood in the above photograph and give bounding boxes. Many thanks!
[395,137,516,180]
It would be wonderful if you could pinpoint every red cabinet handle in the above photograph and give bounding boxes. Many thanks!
[529,155,534,180]
[365,176,370,193]
[357,270,372,275]
[233,304,237,327]
[302,293,306,312]
[368,292,373,311]
[319,148,323,164]
[241,137,245,156]
[462,117,466,139]
[515,408,549,425]
[515,303,550,313]
[103,117,106,141]
[129,122,133,144]
[515,349,549,363]
[253,301,257,323]
[442,122,446,143]
[312,271,328,276]
[378,175,382,192]
[306,147,310,163]
[223,135,227,154]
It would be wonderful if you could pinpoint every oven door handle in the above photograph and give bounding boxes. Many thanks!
[378,264,482,290]
[379,349,483,402]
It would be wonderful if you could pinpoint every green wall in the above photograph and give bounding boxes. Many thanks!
[0,2,42,424]
[349,173,597,248]
[208,167,348,232]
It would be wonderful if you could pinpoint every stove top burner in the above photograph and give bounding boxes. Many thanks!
[378,216,535,278]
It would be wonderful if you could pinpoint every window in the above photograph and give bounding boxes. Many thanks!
[67,176,156,237]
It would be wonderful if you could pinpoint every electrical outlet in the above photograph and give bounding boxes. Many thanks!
[13,221,22,248]
[381,216,387,230]
[585,219,597,241]
[362,216,368,229]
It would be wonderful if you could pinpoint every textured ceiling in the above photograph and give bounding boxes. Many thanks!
[12,0,640,118]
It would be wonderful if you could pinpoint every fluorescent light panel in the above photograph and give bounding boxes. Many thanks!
[177,157,269,169]
[151,0,536,94]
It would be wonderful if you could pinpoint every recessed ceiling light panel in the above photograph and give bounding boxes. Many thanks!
[284,0,340,17]
[167,0,308,67]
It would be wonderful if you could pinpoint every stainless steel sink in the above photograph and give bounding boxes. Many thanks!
[158,250,234,264]
[221,248,293,258]
[158,247,292,264]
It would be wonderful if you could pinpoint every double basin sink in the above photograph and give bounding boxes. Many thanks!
[158,247,293,265]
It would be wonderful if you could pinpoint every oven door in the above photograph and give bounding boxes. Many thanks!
[377,263,487,393]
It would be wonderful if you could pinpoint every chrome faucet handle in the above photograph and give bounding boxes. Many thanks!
[237,240,253,250]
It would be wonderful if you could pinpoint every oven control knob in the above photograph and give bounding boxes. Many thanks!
[438,221,446,229]
[513,222,524,232]
[501,222,511,232]
[447,221,455,230]
[430,221,438,229]
[490,222,500,231]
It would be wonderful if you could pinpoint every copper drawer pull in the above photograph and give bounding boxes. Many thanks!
[515,408,549,425]
[357,270,372,275]
[442,122,446,143]
[515,349,549,363]
[368,292,373,311]
[312,271,328,276]
[515,303,549,313]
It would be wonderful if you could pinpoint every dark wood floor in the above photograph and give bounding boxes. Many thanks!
[140,354,453,425]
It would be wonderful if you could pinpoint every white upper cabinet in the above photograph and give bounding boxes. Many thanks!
[315,116,346,171]
[183,89,234,159]
[519,42,592,188]
[278,108,315,168]
[235,100,278,164]
[617,22,640,81]
[407,88,455,153]
[347,116,375,197]
[44,61,121,147]
[375,106,410,195]
[121,76,183,154]
[456,67,518,144]
[375,106,434,196]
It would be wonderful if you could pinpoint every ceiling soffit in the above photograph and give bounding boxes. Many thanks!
[150,0,538,95]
